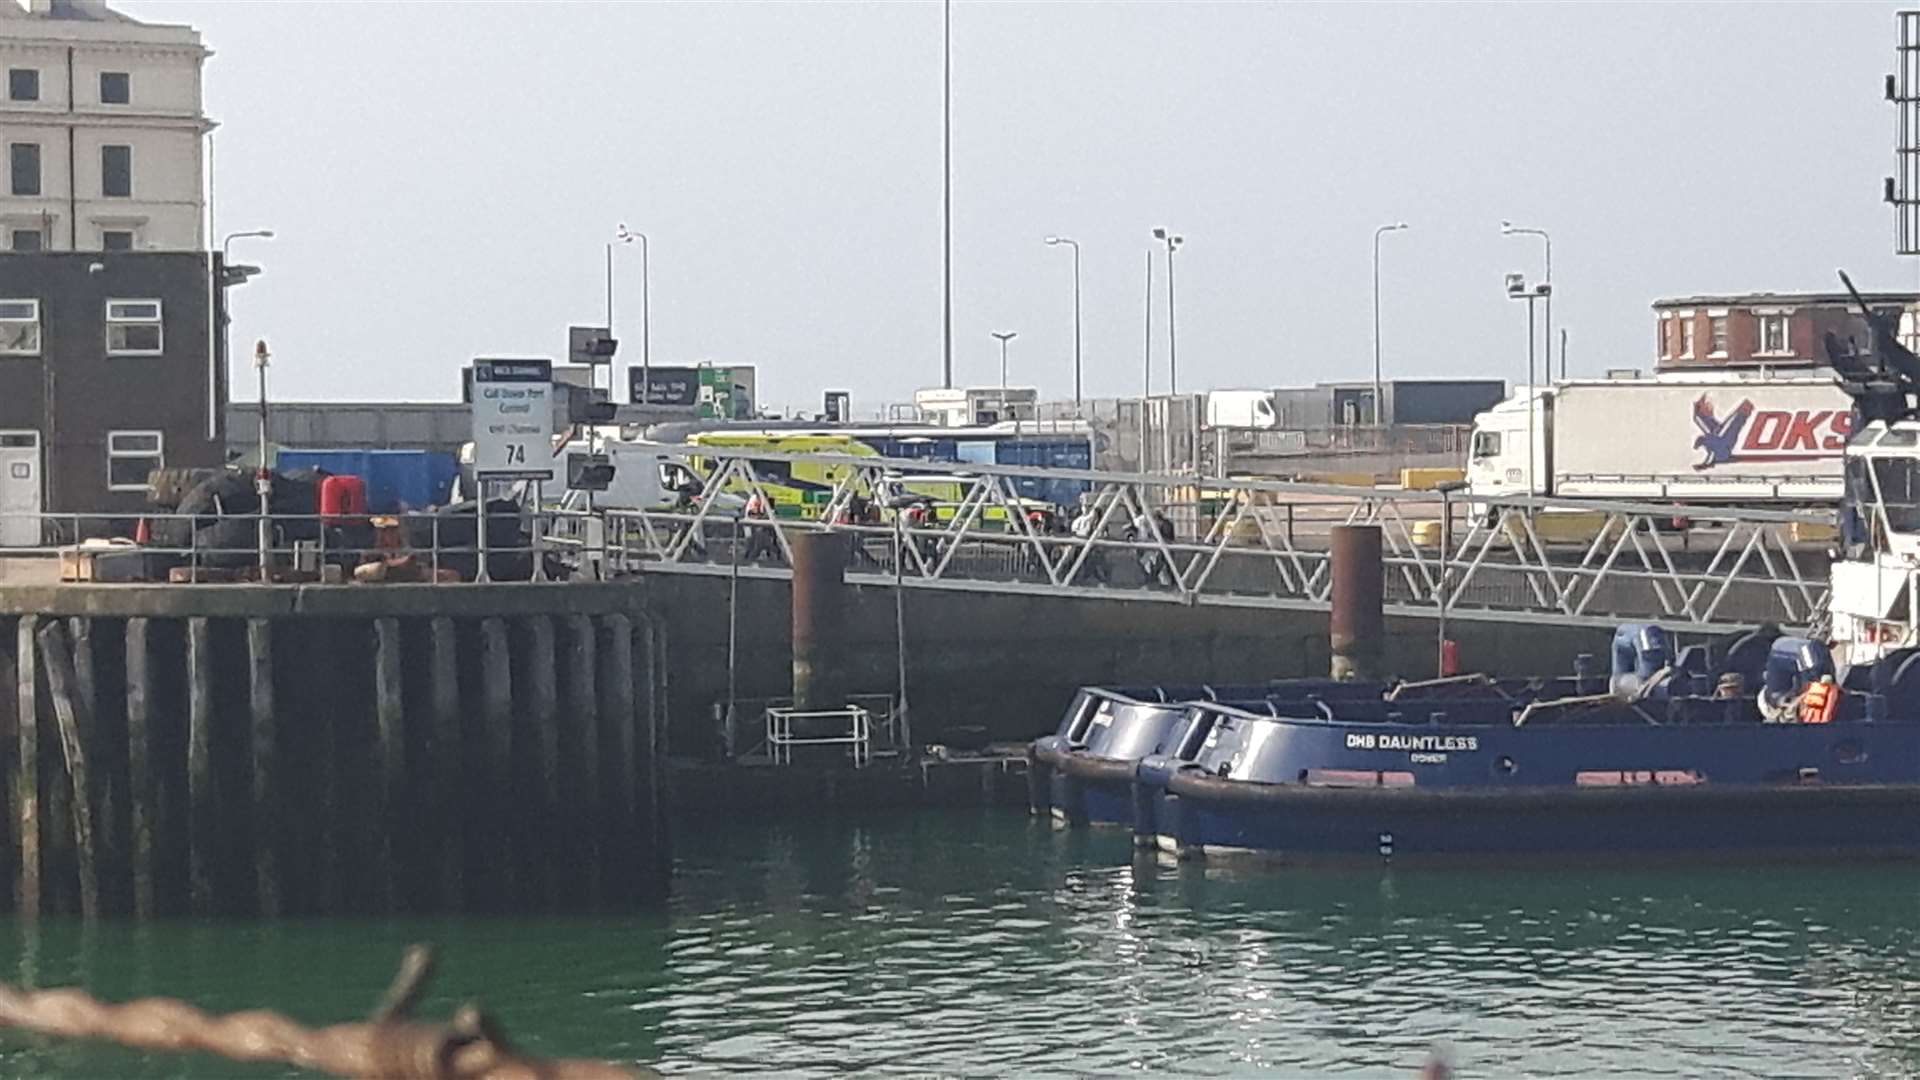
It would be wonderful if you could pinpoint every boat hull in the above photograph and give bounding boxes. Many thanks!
[1139,773,1920,863]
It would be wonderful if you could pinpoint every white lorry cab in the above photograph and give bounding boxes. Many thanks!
[1204,390,1280,430]
[1465,385,1552,500]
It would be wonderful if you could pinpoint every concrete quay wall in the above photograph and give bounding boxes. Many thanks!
[640,574,1621,752]
[0,584,668,919]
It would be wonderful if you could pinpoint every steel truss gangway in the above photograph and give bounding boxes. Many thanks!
[551,444,1837,634]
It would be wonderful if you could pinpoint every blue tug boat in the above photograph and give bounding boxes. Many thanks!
[1029,277,1920,863]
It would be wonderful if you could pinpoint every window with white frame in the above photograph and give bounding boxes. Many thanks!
[1757,312,1790,355]
[106,431,162,491]
[1709,315,1729,356]
[0,300,38,355]
[1680,318,1696,358]
[105,299,162,355]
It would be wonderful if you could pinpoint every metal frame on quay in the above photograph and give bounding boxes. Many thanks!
[564,444,1836,635]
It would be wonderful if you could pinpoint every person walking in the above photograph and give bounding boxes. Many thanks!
[1071,500,1108,584]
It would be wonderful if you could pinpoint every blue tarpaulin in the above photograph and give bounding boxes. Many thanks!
[275,449,459,513]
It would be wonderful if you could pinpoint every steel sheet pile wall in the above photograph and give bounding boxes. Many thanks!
[0,603,666,918]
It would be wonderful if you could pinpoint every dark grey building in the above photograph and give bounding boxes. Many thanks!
[0,251,224,529]
[1269,378,1506,427]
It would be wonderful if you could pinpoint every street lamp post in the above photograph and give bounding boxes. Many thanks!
[614,225,650,406]
[1142,250,1154,396]
[1434,478,1468,676]
[1372,222,1408,427]
[1043,236,1082,407]
[218,229,273,375]
[1151,228,1183,393]
[220,229,274,575]
[253,339,272,578]
[1501,221,1552,377]
[1505,273,1552,503]
[991,330,1017,389]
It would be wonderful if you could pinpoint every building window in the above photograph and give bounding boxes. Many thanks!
[0,300,40,355]
[98,71,129,105]
[9,229,40,252]
[10,143,40,197]
[1709,315,1729,356]
[105,299,163,355]
[8,69,37,102]
[1679,318,1696,358]
[106,431,163,492]
[100,145,131,198]
[100,230,133,251]
[1758,313,1790,355]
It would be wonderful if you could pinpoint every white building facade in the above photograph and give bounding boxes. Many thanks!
[0,0,208,252]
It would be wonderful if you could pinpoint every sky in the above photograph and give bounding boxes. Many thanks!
[122,0,1918,415]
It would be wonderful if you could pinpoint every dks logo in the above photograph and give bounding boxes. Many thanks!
[1691,395,1850,471]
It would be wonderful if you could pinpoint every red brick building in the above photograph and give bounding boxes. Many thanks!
[1652,291,1917,371]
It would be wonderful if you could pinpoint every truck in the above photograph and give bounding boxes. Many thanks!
[1204,389,1280,429]
[1467,374,1854,504]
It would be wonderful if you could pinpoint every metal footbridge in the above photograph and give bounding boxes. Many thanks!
[553,445,1835,635]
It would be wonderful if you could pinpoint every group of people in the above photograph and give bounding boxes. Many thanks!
[1067,500,1177,587]
[669,470,1180,585]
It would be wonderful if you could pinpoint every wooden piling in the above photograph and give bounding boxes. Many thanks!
[480,617,514,907]
[124,617,154,919]
[311,621,341,915]
[564,614,601,907]
[597,614,635,899]
[65,617,112,890]
[15,614,38,918]
[246,618,280,918]
[428,616,462,910]
[37,621,99,919]
[635,614,665,898]
[186,617,214,916]
[526,616,559,910]
[374,617,404,912]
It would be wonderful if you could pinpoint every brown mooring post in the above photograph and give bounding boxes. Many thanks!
[124,617,154,919]
[373,617,404,912]
[789,530,850,711]
[1329,524,1385,681]
[16,614,38,918]
[186,617,214,915]
[427,617,462,910]
[247,618,280,917]
[37,620,98,919]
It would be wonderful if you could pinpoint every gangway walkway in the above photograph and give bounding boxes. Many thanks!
[560,445,1838,635]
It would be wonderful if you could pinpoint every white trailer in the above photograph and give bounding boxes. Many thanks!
[1467,374,1854,504]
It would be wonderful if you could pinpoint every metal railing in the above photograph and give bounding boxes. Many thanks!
[0,446,1839,633]
[0,507,557,584]
[765,705,874,767]
[576,444,1837,633]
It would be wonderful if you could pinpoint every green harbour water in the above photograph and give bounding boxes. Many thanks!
[0,807,1917,1077]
